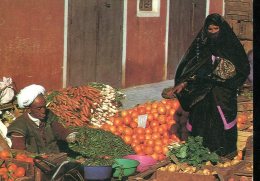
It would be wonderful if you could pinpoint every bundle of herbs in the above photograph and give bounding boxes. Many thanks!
[87,82,126,104]
[168,136,219,168]
[68,126,134,166]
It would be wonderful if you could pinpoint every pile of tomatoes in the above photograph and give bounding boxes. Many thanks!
[0,163,26,181]
[0,150,34,163]
[0,149,33,181]
[101,98,181,161]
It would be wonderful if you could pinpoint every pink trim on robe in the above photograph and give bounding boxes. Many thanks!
[217,106,237,130]
[212,55,216,64]
[186,120,192,132]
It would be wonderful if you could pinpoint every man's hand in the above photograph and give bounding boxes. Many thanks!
[66,132,78,143]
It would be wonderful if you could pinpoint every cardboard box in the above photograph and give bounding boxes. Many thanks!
[152,170,218,181]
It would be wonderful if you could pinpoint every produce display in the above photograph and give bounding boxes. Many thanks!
[87,82,125,126]
[0,162,26,181]
[158,163,217,176]
[68,126,134,166]
[0,149,34,181]
[46,83,125,127]
[148,136,244,181]
[46,85,101,126]
[237,113,249,129]
[100,99,181,161]
[168,136,219,167]
[0,82,252,180]
[87,82,125,108]
[236,111,252,130]
[0,150,34,163]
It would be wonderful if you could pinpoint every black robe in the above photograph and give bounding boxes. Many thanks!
[174,14,250,156]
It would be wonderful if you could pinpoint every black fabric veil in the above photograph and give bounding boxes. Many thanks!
[175,13,249,85]
[174,13,250,111]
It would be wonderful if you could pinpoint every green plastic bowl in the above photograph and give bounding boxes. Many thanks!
[112,158,140,177]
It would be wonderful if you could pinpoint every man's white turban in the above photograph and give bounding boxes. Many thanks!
[17,84,45,108]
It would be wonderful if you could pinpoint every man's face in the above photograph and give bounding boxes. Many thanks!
[29,94,47,120]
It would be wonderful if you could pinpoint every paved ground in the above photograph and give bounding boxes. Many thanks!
[120,79,175,109]
[120,81,253,110]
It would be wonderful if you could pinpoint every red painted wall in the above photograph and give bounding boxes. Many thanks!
[0,0,226,91]
[125,0,167,87]
[209,0,223,15]
[0,0,64,91]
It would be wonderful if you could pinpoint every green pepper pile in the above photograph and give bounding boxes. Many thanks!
[68,126,134,166]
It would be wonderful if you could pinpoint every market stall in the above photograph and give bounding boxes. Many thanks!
[0,82,253,181]
[128,84,253,181]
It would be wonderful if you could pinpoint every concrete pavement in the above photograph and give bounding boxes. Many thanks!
[120,79,175,110]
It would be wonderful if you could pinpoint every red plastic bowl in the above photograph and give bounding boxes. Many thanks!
[123,155,157,172]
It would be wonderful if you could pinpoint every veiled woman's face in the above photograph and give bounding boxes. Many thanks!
[207,25,220,34]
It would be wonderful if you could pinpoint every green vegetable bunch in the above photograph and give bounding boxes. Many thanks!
[68,126,134,166]
[88,82,126,104]
[168,136,219,167]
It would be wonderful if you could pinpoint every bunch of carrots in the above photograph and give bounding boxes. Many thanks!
[47,85,102,127]
[47,84,124,127]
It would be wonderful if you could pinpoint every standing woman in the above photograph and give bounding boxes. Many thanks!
[170,13,250,157]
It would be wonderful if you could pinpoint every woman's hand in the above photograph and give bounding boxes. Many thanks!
[171,82,187,94]
[161,82,187,99]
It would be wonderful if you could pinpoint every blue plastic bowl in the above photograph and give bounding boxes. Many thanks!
[84,166,112,180]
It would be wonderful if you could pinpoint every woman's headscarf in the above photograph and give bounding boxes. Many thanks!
[175,13,249,85]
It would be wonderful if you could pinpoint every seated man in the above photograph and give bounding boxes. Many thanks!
[7,84,76,154]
